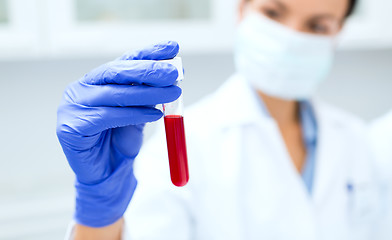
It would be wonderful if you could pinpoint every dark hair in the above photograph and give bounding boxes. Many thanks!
[346,0,357,17]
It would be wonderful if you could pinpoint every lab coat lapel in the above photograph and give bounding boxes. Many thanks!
[218,75,317,239]
[240,120,318,239]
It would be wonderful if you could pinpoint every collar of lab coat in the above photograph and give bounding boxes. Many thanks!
[206,74,368,207]
[188,73,366,208]
[212,73,320,129]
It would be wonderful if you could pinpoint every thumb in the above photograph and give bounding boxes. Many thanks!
[118,40,179,61]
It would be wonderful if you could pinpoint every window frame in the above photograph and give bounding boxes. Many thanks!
[0,0,391,60]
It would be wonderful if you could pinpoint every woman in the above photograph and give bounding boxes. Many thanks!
[57,0,380,239]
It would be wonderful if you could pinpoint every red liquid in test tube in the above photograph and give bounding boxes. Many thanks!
[164,115,189,186]
[161,57,189,187]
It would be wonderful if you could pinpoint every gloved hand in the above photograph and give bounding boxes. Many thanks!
[56,41,181,227]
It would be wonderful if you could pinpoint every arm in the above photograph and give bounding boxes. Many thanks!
[57,41,182,238]
[74,218,124,240]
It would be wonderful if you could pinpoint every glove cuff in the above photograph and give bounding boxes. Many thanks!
[74,160,137,227]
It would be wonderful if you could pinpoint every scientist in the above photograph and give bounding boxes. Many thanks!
[57,0,380,239]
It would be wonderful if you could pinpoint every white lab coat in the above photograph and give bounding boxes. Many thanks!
[123,74,379,240]
[368,112,392,239]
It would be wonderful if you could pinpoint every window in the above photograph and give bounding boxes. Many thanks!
[0,0,391,59]
[75,0,211,22]
[45,0,232,57]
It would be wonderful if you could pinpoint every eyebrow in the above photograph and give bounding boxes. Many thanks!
[310,14,339,21]
[270,0,287,11]
[270,0,340,21]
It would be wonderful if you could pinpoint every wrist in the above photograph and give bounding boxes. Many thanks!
[74,218,124,240]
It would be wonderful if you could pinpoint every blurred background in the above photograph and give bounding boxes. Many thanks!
[0,0,391,239]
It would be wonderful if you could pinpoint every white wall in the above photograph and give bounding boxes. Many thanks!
[0,48,391,239]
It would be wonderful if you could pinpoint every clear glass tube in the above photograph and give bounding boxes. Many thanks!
[161,57,189,187]
[163,79,183,116]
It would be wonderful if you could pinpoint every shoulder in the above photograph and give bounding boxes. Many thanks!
[369,110,392,136]
[368,111,392,157]
[367,110,392,178]
[368,111,392,153]
[312,98,366,135]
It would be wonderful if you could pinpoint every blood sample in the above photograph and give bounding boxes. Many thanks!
[161,57,189,187]
[164,115,189,186]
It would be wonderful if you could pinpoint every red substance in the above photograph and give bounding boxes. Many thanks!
[164,115,189,187]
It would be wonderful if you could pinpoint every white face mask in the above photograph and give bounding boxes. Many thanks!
[234,13,335,100]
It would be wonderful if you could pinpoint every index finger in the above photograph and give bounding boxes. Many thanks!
[118,40,179,61]
[82,60,179,87]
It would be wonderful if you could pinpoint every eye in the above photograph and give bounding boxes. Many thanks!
[262,7,281,20]
[309,23,329,35]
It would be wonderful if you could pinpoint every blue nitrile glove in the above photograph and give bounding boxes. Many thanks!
[56,41,181,227]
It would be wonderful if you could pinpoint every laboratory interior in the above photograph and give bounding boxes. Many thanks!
[0,0,392,239]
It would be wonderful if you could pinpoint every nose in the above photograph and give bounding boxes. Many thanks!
[284,19,305,33]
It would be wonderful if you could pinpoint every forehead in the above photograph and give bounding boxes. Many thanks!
[251,0,349,19]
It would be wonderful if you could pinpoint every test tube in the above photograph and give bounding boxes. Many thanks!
[161,57,189,187]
